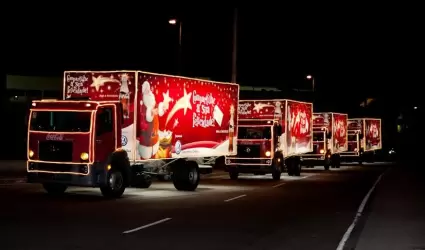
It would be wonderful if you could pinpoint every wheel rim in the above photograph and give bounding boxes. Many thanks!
[188,168,198,184]
[109,172,123,190]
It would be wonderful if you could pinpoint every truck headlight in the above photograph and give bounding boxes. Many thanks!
[80,152,89,161]
[265,151,271,157]
[320,149,324,154]
[29,150,34,158]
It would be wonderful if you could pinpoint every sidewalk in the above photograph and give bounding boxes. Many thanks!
[354,165,425,250]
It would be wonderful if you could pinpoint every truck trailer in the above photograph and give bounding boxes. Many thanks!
[27,71,240,198]
[225,99,313,179]
[340,118,382,164]
[300,112,348,170]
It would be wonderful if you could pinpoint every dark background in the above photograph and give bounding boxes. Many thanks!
[3,6,424,160]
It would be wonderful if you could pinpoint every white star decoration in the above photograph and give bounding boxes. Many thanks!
[166,88,192,126]
[162,90,173,107]
[253,103,274,112]
[173,119,179,128]
[91,75,120,92]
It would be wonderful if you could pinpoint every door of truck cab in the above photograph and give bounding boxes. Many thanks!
[95,105,116,162]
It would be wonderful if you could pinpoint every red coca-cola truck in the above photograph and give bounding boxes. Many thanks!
[27,71,239,198]
[340,118,382,164]
[300,112,348,170]
[225,99,313,179]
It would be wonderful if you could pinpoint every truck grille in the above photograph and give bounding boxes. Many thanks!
[237,145,261,158]
[39,141,73,162]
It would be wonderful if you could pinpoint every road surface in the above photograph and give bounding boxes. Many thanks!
[0,164,387,250]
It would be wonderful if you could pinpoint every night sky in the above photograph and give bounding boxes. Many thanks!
[5,6,424,101]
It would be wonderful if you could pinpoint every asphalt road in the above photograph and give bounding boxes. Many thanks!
[0,164,388,250]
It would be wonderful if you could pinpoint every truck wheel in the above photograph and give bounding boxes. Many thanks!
[294,160,301,176]
[335,155,341,168]
[135,174,152,188]
[172,161,200,191]
[272,170,281,180]
[100,168,126,198]
[43,183,67,195]
[272,157,283,180]
[229,171,239,180]
[324,164,330,171]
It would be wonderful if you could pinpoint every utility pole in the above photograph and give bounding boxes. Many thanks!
[231,8,238,83]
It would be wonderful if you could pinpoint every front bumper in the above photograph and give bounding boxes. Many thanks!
[224,157,274,173]
[27,161,108,187]
[300,154,331,166]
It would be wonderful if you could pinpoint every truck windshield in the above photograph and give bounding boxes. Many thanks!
[348,134,357,141]
[30,111,91,132]
[313,132,324,141]
[238,127,271,139]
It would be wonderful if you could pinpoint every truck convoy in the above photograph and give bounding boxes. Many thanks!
[225,99,313,179]
[27,71,240,198]
[340,118,382,164]
[300,112,348,170]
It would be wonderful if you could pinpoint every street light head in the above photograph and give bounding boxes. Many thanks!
[306,75,312,79]
[169,19,177,25]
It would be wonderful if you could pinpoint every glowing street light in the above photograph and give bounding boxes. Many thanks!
[306,75,315,92]
[169,18,183,74]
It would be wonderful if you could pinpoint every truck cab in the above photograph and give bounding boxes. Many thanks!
[340,129,365,164]
[225,119,284,180]
[27,100,150,198]
[300,127,334,169]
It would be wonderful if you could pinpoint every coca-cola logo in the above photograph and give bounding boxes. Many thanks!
[46,134,65,141]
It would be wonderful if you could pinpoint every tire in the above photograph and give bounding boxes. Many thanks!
[43,183,67,195]
[272,171,281,180]
[294,160,301,176]
[287,162,294,176]
[272,157,283,180]
[324,164,330,171]
[335,155,341,168]
[136,175,152,188]
[172,161,200,191]
[229,171,239,180]
[100,168,126,198]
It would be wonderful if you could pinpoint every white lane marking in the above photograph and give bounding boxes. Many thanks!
[224,194,247,202]
[272,183,286,188]
[336,168,389,250]
[122,218,172,234]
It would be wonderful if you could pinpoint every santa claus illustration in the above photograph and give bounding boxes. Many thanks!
[368,123,380,146]
[291,106,310,151]
[334,119,345,148]
[274,101,282,122]
[138,81,167,160]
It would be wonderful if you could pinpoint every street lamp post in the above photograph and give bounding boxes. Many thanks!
[306,75,315,92]
[169,19,182,75]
